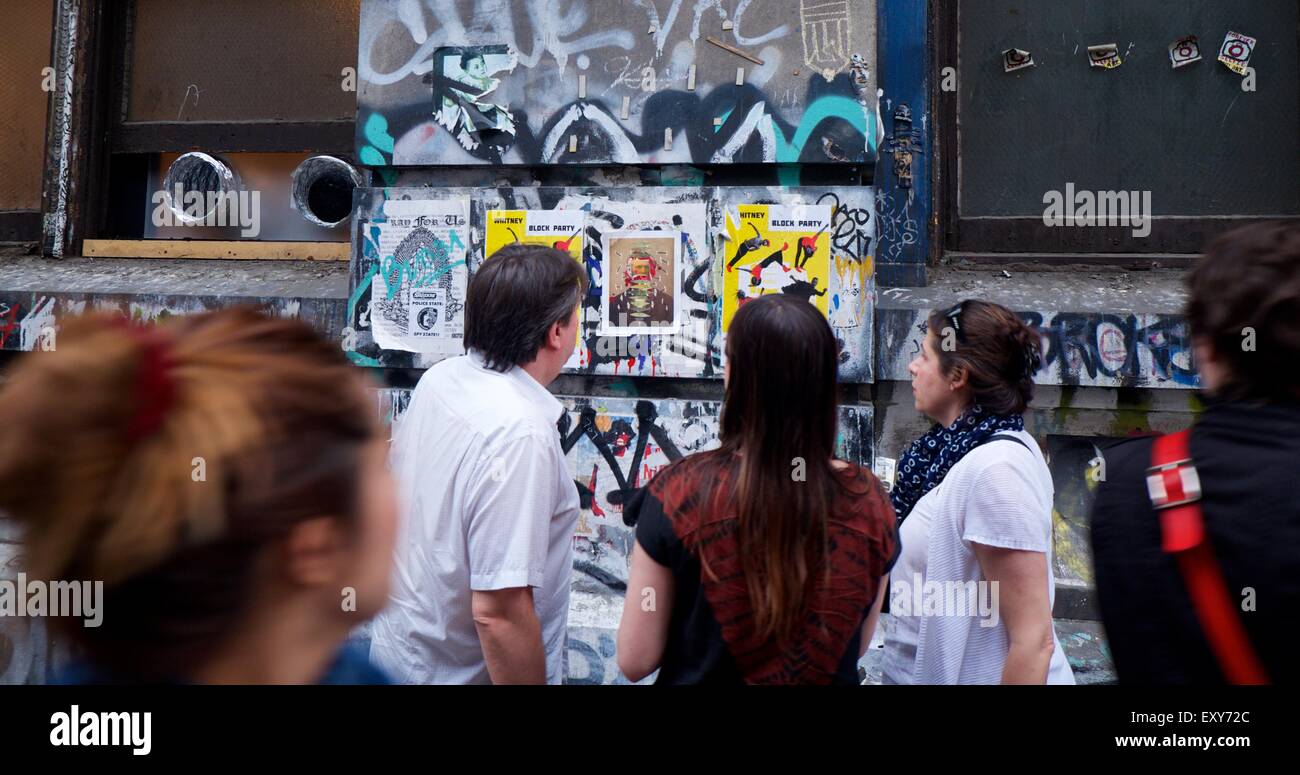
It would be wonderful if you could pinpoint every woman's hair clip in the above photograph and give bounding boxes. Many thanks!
[943,300,967,341]
[113,319,178,444]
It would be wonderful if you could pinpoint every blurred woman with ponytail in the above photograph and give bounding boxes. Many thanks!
[881,299,1074,684]
[616,294,897,684]
[0,308,397,684]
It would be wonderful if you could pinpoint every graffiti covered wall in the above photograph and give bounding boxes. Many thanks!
[876,306,1199,389]
[346,185,877,381]
[356,0,878,167]
[1045,434,1128,593]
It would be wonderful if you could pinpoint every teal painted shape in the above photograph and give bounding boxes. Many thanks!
[347,351,384,367]
[344,263,384,367]
[713,108,734,134]
[348,263,379,318]
[775,95,875,164]
[363,113,395,154]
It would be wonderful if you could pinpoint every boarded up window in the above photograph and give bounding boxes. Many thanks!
[126,0,360,122]
[0,0,54,211]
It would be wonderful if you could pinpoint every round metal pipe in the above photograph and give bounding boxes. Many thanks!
[291,155,363,228]
[161,152,241,226]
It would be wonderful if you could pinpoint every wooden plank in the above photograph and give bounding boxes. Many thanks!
[704,36,764,66]
[82,239,348,261]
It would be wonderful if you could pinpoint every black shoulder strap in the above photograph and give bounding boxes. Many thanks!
[986,433,1032,452]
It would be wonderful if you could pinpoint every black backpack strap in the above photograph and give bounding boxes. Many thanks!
[986,433,1031,452]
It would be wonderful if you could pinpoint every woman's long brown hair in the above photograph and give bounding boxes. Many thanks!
[709,294,841,648]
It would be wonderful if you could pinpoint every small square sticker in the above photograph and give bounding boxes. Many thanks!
[1218,31,1256,75]
[1002,48,1035,73]
[1088,43,1123,69]
[1169,35,1202,69]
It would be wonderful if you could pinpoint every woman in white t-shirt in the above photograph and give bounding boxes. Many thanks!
[882,300,1075,685]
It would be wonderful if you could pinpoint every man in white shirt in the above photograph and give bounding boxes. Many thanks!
[369,244,587,684]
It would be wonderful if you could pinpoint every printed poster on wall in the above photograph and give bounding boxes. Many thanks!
[368,198,470,354]
[599,230,681,335]
[485,208,587,367]
[722,204,832,331]
[484,209,585,260]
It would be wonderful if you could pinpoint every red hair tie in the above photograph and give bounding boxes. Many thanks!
[115,320,178,444]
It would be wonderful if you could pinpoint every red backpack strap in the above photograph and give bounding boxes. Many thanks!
[1148,430,1269,685]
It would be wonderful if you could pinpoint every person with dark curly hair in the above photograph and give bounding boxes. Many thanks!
[882,300,1075,684]
[1091,221,1300,684]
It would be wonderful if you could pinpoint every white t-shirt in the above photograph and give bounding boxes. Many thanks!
[369,351,580,684]
[881,429,1076,685]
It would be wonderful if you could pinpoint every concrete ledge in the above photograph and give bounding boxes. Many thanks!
[875,267,1198,389]
[0,256,349,298]
[0,257,348,352]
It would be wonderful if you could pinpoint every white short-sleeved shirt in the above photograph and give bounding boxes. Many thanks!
[368,351,580,684]
[882,430,1076,685]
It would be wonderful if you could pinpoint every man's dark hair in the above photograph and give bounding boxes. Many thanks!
[1187,221,1300,402]
[465,243,587,372]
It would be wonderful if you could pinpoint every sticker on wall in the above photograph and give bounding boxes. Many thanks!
[828,255,869,329]
[1218,31,1256,75]
[431,45,518,160]
[1087,43,1123,69]
[367,198,471,355]
[1168,35,1202,68]
[600,231,681,335]
[873,456,897,492]
[722,204,832,332]
[1002,48,1035,73]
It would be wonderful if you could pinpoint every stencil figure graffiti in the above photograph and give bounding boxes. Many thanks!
[429,46,518,161]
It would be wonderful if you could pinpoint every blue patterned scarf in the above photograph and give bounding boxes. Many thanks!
[890,406,1024,522]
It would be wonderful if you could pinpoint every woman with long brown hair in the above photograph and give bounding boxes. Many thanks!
[0,308,398,684]
[616,294,897,684]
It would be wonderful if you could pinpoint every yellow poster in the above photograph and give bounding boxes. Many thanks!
[722,204,832,331]
[485,209,587,367]
[485,209,585,261]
